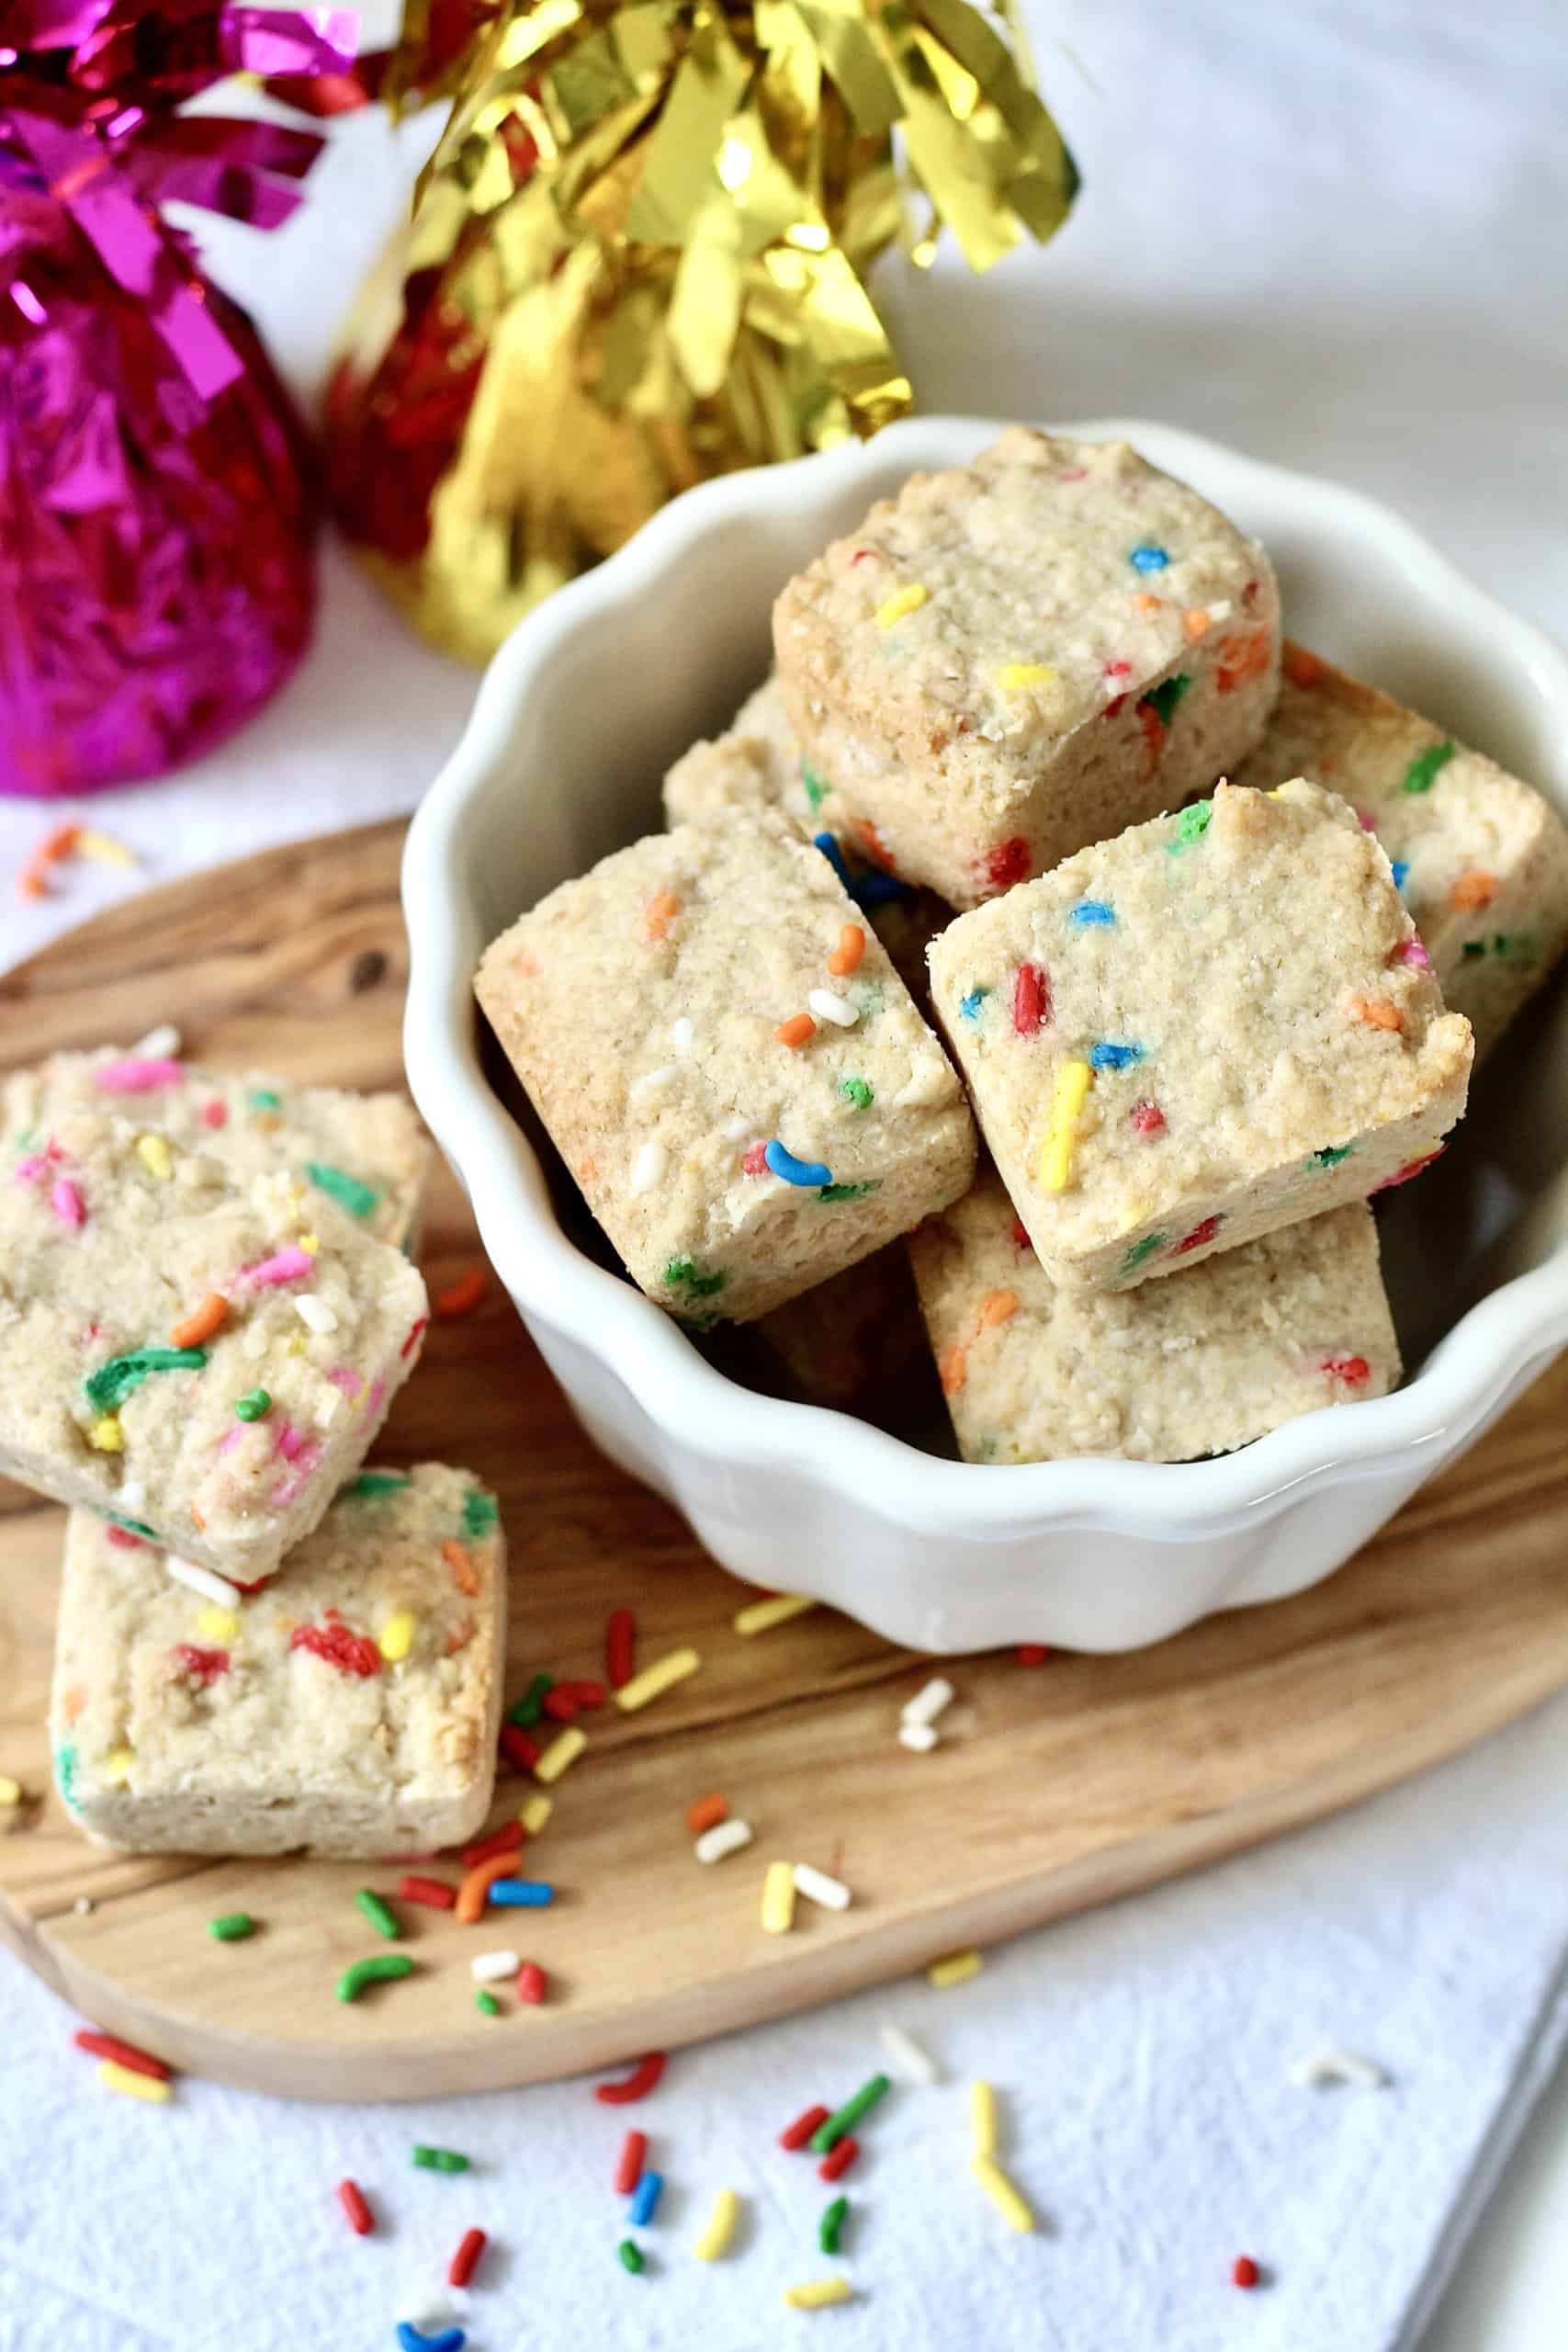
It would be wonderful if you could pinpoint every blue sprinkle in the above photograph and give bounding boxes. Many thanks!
[764,1138,833,1188]
[630,2170,665,2225]
[960,988,990,1022]
[1129,544,1169,573]
[1391,859,1410,892]
[813,831,852,888]
[485,1879,555,1907]
[398,2327,465,2352]
[811,831,911,910]
[1071,899,1115,928]
[1089,1041,1145,1071]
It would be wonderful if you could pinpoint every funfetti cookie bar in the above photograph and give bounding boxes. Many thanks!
[772,427,1281,910]
[1230,644,1568,1059]
[909,1165,1400,1463]
[928,781,1473,1293]
[475,814,976,1325]
[51,1465,504,1858]
[3,1049,432,1250]
[0,1114,428,1580]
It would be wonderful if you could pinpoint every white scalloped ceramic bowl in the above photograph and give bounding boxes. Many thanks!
[402,416,1568,1653]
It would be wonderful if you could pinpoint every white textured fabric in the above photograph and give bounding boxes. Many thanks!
[2,5,1566,2347]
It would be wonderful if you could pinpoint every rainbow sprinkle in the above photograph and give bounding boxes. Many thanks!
[875,582,929,629]
[1402,740,1456,795]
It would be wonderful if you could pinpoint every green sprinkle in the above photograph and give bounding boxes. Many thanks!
[208,1912,257,1942]
[412,2143,469,2173]
[1461,940,1485,959]
[355,1889,401,1940]
[617,2239,645,2275]
[839,1078,874,1112]
[1140,673,1192,728]
[54,1744,78,1813]
[801,763,829,814]
[475,1989,501,2017]
[462,1487,500,1540]
[100,1510,158,1540]
[14,1127,37,1152]
[337,1953,414,2003]
[1401,739,1456,795]
[348,1471,411,1498]
[809,2072,892,2153]
[662,1256,727,1300]
[85,1348,207,1413]
[1114,1231,1166,1283]
[819,2194,849,2256]
[1492,931,1539,962]
[508,1671,554,1728]
[818,1181,879,1203]
[1312,1144,1353,1168]
[234,1388,271,1422]
[305,1160,381,1220]
[1169,798,1213,848]
[248,1089,283,1113]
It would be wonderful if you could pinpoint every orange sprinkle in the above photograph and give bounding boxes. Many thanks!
[1347,994,1404,1033]
[38,821,81,865]
[513,949,539,976]
[1182,606,1212,642]
[775,1013,817,1047]
[442,1539,479,1597]
[976,1289,1019,1331]
[852,816,897,874]
[686,1792,728,1835]
[1283,645,1325,689]
[61,1682,87,1724]
[940,1344,968,1396]
[1136,702,1165,776]
[446,1616,476,1656]
[19,866,49,900]
[189,1506,206,1531]
[1215,629,1273,694]
[170,1292,229,1350]
[1449,870,1497,911]
[578,1154,598,1182]
[434,1269,488,1320]
[1131,592,1164,616]
[456,1849,517,1925]
[828,923,866,978]
[644,888,681,941]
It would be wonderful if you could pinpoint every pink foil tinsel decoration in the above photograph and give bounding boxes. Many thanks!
[0,3,356,797]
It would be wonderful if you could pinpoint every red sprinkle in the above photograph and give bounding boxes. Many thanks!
[780,2103,830,2151]
[541,1687,580,1724]
[434,1270,487,1321]
[498,1725,540,1774]
[200,1098,229,1129]
[1010,1216,1031,1251]
[1233,2255,1260,2290]
[1137,701,1166,774]
[516,1962,547,2005]
[337,2179,374,2237]
[985,836,1031,891]
[606,1608,637,1690]
[741,1140,769,1177]
[1017,1644,1051,1666]
[1173,1215,1220,1256]
[1371,1146,1445,1193]
[106,1525,146,1549]
[1322,1354,1371,1386]
[398,1874,457,1910]
[558,1679,606,1710]
[1130,1100,1166,1136]
[290,1615,380,1678]
[448,2225,487,2288]
[172,1644,230,1686]
[1102,693,1128,718]
[595,2052,667,2105]
[400,1314,429,1359]
[614,2130,648,2195]
[1102,658,1132,680]
[687,1792,728,1835]
[849,548,876,565]
[818,2135,859,2182]
[1011,962,1049,1036]
[73,2030,170,2081]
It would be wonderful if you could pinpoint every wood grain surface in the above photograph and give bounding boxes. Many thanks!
[2,820,1567,2102]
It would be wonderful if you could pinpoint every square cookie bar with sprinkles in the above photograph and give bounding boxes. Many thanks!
[475,812,976,1324]
[1230,644,1568,1060]
[51,1465,504,1858]
[771,427,1282,910]
[3,1048,433,1251]
[0,1114,429,1581]
[929,780,1473,1293]
[909,1165,1400,1463]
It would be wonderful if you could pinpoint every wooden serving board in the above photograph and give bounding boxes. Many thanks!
[4,820,1568,2103]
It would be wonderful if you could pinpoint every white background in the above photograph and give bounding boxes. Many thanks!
[2,5,1566,2346]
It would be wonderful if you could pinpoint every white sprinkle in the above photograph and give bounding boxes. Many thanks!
[694,1818,754,1865]
[631,1064,677,1097]
[671,1017,694,1056]
[722,1115,752,1142]
[166,1556,242,1610]
[73,1895,94,1916]
[630,1141,668,1193]
[792,1861,852,1912]
[470,1948,521,1983]
[880,2022,938,2085]
[898,1721,940,1754]
[1291,2047,1390,2090]
[902,1676,955,1729]
[1206,599,1233,623]
[807,988,859,1029]
[315,1384,344,1425]
[294,1294,338,1335]
[118,1477,147,1512]
[129,1023,181,1059]
[396,2296,465,2330]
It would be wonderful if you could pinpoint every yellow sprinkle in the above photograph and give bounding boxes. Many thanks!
[378,1610,418,1664]
[520,1793,554,1836]
[733,1592,818,1636]
[1038,1058,1094,1195]
[996,662,1056,691]
[197,1606,240,1644]
[970,2152,1035,2233]
[101,1747,134,1786]
[134,1132,174,1182]
[286,1335,306,1356]
[761,1859,796,1935]
[88,1415,124,1453]
[875,582,928,629]
[534,1725,586,1784]
[928,1947,984,1989]
[298,1232,320,1255]
[0,1776,21,1807]
[784,2278,855,2311]
[694,2187,741,2262]
[73,828,138,867]
[971,2078,998,2158]
[614,1645,701,1713]
[98,2060,170,2105]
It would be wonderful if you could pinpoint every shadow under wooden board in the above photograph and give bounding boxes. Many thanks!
[3,819,1568,2103]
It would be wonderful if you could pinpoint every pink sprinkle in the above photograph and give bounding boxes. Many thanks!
[1392,936,1432,970]
[15,1155,48,1185]
[107,1525,146,1549]
[217,1425,246,1458]
[849,548,877,565]
[51,1177,85,1229]
[364,1377,386,1421]
[274,1421,307,1462]
[1356,808,1377,831]
[741,1141,769,1177]
[272,1443,321,1510]
[236,1246,312,1289]
[95,1058,183,1094]
[1102,659,1132,680]
[325,1365,363,1398]
[201,1099,229,1129]
[1059,466,1089,482]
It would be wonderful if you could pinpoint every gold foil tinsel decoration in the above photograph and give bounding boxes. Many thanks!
[325,0,1080,662]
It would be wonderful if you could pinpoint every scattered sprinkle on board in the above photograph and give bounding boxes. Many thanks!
[928,1949,983,1989]
[733,1592,818,1636]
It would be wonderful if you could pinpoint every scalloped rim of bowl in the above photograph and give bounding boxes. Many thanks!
[402,413,1568,1540]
